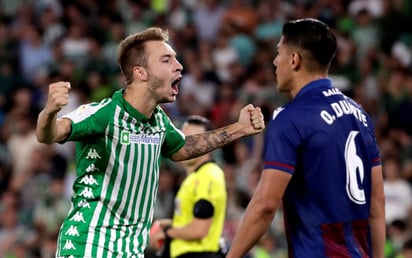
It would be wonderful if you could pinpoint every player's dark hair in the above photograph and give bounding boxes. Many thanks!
[282,18,337,70]
[184,115,214,131]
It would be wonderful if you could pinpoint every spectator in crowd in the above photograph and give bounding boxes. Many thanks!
[401,238,412,258]
[383,156,412,224]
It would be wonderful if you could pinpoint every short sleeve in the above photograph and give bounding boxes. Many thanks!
[161,116,185,158]
[366,116,381,167]
[263,111,301,174]
[61,101,110,142]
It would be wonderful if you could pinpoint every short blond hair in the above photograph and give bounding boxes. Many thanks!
[117,27,169,85]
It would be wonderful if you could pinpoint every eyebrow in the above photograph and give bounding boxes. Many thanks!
[159,53,176,59]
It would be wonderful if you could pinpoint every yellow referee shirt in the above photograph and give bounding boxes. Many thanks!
[170,162,227,258]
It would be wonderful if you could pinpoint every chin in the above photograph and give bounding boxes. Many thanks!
[159,96,177,104]
[277,81,290,93]
[277,84,286,92]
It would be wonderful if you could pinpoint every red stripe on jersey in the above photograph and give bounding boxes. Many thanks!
[264,161,295,171]
[320,222,351,257]
[372,157,381,165]
[351,219,370,258]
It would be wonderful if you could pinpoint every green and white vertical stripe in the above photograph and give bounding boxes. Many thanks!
[57,91,184,257]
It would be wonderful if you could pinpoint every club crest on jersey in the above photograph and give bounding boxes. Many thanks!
[120,130,160,145]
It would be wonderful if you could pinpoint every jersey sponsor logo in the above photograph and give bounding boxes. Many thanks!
[320,99,368,127]
[65,225,80,236]
[120,130,161,145]
[63,240,76,250]
[69,211,86,223]
[121,131,130,145]
[86,148,101,159]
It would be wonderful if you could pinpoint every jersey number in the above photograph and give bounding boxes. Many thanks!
[344,131,366,205]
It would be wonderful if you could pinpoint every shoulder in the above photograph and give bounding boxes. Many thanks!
[198,162,224,178]
[62,97,113,123]
[268,104,303,129]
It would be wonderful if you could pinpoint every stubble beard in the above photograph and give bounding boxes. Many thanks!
[147,73,175,104]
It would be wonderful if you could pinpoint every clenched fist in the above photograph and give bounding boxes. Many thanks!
[45,81,71,114]
[238,104,265,136]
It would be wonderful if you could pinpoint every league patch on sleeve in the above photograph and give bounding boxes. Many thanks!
[62,100,111,123]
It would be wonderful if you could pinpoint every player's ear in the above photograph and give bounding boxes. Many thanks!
[134,66,148,81]
[290,51,301,71]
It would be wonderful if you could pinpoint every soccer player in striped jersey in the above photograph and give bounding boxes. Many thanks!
[151,115,227,258]
[227,18,385,258]
[36,27,265,258]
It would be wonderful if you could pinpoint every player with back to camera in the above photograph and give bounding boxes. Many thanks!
[151,115,227,258]
[35,27,265,257]
[226,18,385,258]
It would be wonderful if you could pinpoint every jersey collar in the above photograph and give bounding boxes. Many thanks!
[295,78,333,99]
[193,160,215,173]
[113,89,158,124]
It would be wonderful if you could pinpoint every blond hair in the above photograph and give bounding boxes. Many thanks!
[117,27,169,85]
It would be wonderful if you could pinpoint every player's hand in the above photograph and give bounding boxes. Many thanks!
[45,81,71,115]
[149,221,166,251]
[238,104,265,135]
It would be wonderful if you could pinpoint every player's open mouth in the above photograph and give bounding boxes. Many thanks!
[171,77,181,94]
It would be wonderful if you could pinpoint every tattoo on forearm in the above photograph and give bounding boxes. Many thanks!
[184,130,231,159]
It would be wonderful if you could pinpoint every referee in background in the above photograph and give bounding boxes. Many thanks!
[151,115,227,258]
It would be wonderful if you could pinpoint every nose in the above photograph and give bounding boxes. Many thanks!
[175,59,183,72]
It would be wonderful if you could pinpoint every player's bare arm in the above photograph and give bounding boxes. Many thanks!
[172,125,233,161]
[369,165,385,258]
[227,168,291,258]
[163,218,211,241]
[36,81,72,144]
[172,104,265,161]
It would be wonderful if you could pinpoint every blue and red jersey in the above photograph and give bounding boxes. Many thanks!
[263,79,381,257]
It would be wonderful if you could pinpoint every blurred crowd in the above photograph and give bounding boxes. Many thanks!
[0,0,411,257]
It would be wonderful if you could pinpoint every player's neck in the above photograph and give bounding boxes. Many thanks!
[123,85,157,118]
[291,72,327,98]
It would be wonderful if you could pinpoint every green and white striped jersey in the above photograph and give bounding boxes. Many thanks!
[57,90,185,257]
